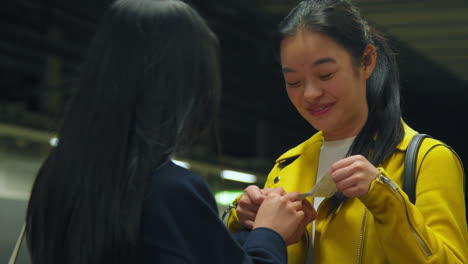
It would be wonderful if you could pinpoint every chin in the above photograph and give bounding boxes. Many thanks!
[310,121,337,136]
[307,117,330,130]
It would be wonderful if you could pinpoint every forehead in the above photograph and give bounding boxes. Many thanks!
[280,30,349,65]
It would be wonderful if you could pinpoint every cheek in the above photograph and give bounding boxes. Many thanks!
[325,75,352,97]
[333,76,367,111]
[286,87,302,107]
[319,78,340,98]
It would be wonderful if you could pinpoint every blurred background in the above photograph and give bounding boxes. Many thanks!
[1,0,467,262]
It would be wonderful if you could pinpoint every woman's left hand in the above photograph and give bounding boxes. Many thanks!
[330,155,380,197]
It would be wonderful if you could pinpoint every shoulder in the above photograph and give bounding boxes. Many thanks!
[398,121,462,167]
[145,161,213,201]
[396,121,450,152]
[419,138,462,167]
[142,161,219,229]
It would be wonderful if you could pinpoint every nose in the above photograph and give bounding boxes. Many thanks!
[303,80,323,101]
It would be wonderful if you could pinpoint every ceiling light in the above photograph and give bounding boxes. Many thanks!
[220,170,256,183]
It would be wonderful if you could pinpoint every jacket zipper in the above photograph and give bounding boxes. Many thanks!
[378,174,433,257]
[306,197,331,263]
[356,209,367,264]
[305,227,311,260]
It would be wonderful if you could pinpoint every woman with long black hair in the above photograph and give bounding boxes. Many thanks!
[25,0,315,263]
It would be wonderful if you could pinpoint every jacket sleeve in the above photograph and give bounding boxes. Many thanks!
[359,144,468,263]
[143,170,287,264]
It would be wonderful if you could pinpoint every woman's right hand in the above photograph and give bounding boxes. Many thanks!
[236,185,276,228]
[253,188,316,245]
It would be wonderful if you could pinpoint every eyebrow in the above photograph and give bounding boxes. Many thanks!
[282,57,337,73]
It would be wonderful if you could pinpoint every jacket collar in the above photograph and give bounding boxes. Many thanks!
[275,120,417,163]
[396,120,418,151]
[275,131,324,164]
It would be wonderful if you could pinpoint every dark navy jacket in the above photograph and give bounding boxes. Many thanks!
[141,161,287,263]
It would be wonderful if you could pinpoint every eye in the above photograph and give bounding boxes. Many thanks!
[320,72,335,80]
[287,81,301,86]
[286,81,301,87]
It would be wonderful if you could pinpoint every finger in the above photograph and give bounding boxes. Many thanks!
[302,199,317,222]
[244,185,264,205]
[334,173,360,191]
[342,184,369,198]
[238,196,261,211]
[285,191,300,201]
[301,198,312,210]
[290,200,303,211]
[331,165,354,182]
[237,208,258,222]
[336,168,377,191]
[243,219,254,229]
[295,210,305,221]
[330,155,356,171]
[261,188,273,195]
[270,187,287,196]
[331,155,366,172]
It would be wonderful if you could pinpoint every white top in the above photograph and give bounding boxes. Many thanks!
[307,136,356,264]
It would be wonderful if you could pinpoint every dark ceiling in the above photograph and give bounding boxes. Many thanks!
[1,0,468,178]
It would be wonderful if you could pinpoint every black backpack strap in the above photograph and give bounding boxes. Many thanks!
[403,133,431,204]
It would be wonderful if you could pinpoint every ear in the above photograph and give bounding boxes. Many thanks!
[361,44,377,80]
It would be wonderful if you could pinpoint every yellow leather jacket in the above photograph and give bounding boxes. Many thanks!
[228,123,468,263]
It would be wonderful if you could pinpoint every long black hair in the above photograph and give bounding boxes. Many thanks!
[26,0,221,263]
[278,0,404,166]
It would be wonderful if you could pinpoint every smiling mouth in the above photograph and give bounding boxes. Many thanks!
[307,103,333,116]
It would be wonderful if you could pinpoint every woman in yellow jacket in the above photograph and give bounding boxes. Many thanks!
[227,0,468,263]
